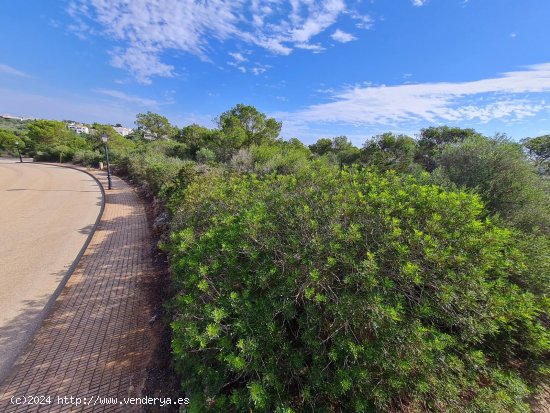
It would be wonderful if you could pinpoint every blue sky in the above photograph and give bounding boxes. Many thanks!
[1,0,550,145]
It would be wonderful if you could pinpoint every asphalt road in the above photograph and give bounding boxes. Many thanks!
[0,159,102,382]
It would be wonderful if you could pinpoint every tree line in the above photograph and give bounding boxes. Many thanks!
[1,104,549,412]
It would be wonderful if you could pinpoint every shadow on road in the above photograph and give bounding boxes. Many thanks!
[0,275,63,384]
[0,187,156,410]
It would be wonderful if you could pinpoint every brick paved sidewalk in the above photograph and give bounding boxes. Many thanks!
[0,169,155,412]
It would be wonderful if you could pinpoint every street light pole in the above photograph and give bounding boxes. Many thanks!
[15,141,23,163]
[101,133,112,190]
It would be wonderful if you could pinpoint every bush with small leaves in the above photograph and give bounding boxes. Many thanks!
[437,135,550,235]
[167,166,548,413]
[73,149,103,167]
[196,147,217,164]
[126,150,194,200]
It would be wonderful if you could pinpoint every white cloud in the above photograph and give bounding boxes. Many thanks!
[331,29,356,43]
[348,11,373,29]
[288,0,346,43]
[0,63,31,78]
[110,47,174,85]
[250,64,271,75]
[278,63,550,126]
[93,89,159,106]
[229,52,248,63]
[68,0,350,83]
[227,51,271,74]
[227,60,249,73]
[295,42,325,52]
[412,0,428,6]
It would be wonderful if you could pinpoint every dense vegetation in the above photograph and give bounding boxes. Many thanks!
[1,107,548,412]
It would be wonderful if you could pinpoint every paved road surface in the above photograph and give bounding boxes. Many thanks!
[0,159,102,382]
[0,166,155,412]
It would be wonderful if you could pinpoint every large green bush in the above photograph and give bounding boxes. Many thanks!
[167,167,548,413]
[437,135,550,235]
[248,143,313,175]
[140,138,190,160]
[126,150,195,200]
[33,144,78,162]
[72,149,103,167]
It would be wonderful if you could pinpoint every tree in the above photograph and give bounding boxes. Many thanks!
[336,146,360,166]
[416,126,483,171]
[26,120,89,160]
[330,136,360,167]
[177,124,214,156]
[126,129,146,142]
[217,104,282,147]
[195,147,216,164]
[331,135,354,153]
[361,132,417,172]
[27,120,73,146]
[309,138,333,156]
[522,135,550,175]
[308,136,360,166]
[135,111,176,140]
[437,135,550,234]
[90,123,136,155]
[0,128,20,152]
[211,129,248,162]
[285,138,308,151]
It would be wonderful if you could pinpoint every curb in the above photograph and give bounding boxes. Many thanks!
[0,162,106,384]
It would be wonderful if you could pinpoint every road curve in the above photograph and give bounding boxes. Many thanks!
[0,159,102,382]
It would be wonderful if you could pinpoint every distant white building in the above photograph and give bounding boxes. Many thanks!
[1,114,34,121]
[67,122,89,134]
[113,126,133,137]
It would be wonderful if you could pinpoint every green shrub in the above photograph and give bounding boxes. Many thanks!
[73,149,103,167]
[33,144,76,162]
[167,167,548,412]
[437,135,550,235]
[126,150,194,199]
[196,147,216,164]
[415,126,483,172]
[142,139,190,159]
[248,143,313,175]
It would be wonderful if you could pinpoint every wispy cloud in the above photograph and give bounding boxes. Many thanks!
[0,63,31,78]
[250,64,271,75]
[412,0,428,6]
[93,89,159,106]
[228,61,247,73]
[67,0,351,83]
[229,52,248,63]
[109,47,175,85]
[331,29,356,43]
[347,11,373,29]
[227,51,262,74]
[277,63,550,126]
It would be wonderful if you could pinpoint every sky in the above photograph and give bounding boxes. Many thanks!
[1,0,550,145]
